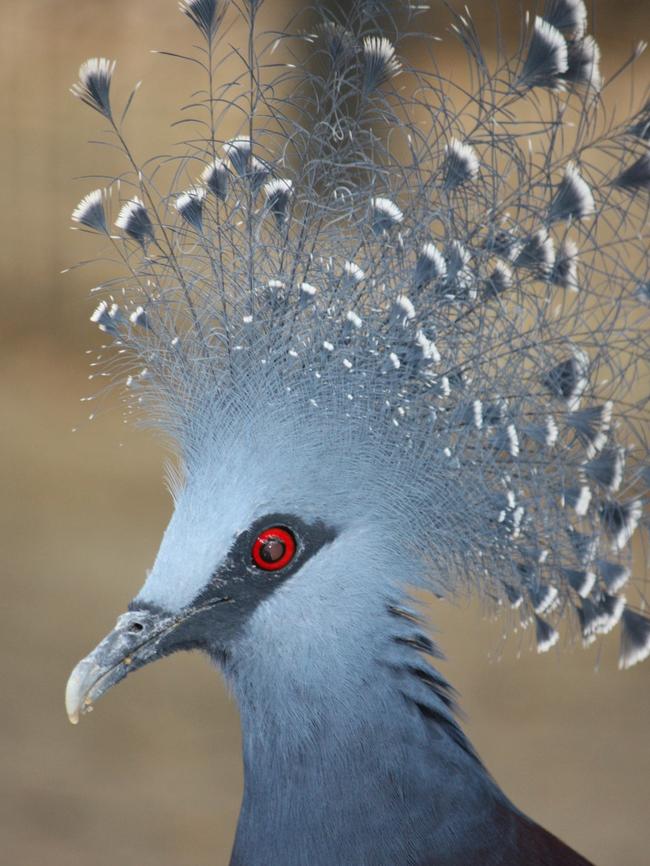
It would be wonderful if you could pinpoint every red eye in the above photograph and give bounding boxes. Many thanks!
[251,527,296,571]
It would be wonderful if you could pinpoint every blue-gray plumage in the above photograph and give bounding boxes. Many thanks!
[65,0,649,863]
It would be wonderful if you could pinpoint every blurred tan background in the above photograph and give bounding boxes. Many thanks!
[2,1,650,865]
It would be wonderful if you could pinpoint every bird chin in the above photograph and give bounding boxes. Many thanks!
[65,598,230,724]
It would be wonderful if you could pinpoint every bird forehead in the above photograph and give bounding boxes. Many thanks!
[136,474,256,612]
[134,438,364,612]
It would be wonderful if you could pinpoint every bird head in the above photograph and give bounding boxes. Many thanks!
[65,0,650,730]
[65,375,429,724]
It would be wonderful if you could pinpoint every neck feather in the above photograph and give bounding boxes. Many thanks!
[220,595,514,866]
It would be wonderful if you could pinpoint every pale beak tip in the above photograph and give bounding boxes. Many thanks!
[65,659,95,726]
[65,674,82,725]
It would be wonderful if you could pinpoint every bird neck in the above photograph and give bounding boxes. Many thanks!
[220,593,514,866]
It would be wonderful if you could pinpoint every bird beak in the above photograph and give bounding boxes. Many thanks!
[65,608,181,725]
[66,595,233,724]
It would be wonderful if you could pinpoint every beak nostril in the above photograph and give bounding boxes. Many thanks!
[129,621,144,633]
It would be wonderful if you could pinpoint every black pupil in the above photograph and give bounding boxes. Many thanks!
[260,537,285,563]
